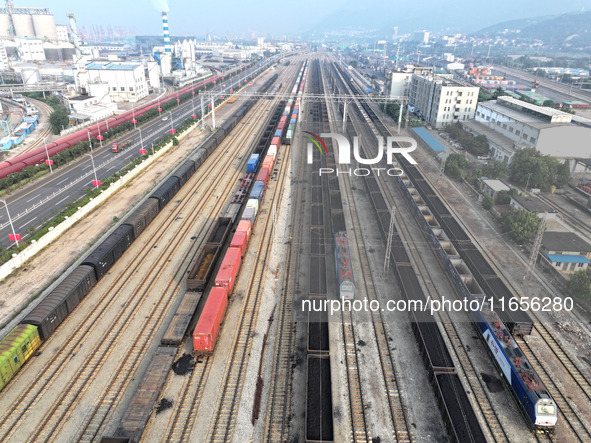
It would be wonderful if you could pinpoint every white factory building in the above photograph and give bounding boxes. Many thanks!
[409,73,479,129]
[470,96,591,164]
[78,61,150,103]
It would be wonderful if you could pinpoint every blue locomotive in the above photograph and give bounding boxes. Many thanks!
[471,297,557,432]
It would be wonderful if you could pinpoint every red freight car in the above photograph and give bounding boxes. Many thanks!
[193,286,228,353]
[214,247,242,292]
[256,167,270,188]
[236,219,251,237]
[271,136,281,147]
[230,232,248,256]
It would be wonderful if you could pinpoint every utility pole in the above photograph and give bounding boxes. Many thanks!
[525,212,546,281]
[383,206,396,275]
[440,151,449,176]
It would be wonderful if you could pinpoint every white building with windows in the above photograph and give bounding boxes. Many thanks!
[474,96,591,163]
[82,61,149,102]
[409,74,479,129]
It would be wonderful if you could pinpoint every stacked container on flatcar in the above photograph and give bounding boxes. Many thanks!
[193,286,228,353]
[214,247,242,291]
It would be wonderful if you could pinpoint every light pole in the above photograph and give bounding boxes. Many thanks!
[87,131,93,152]
[169,110,175,134]
[86,153,100,189]
[132,106,136,129]
[1,199,19,247]
[96,121,103,149]
[43,137,52,173]
[138,126,145,152]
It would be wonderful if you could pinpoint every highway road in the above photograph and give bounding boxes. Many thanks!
[0,57,278,249]
[495,65,591,104]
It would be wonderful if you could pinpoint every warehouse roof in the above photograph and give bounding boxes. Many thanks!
[543,231,591,253]
[547,254,591,264]
[480,178,510,192]
[511,196,555,213]
[411,127,445,152]
[86,62,139,71]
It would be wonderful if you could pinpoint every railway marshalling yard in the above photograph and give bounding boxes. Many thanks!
[0,54,590,443]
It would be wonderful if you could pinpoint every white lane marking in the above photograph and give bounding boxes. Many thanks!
[19,216,37,230]
[26,193,42,203]
[56,195,70,205]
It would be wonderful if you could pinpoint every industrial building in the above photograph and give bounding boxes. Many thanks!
[409,73,479,129]
[473,96,591,163]
[79,61,150,103]
[384,65,432,97]
[541,231,591,274]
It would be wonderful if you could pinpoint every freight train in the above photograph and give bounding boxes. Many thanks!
[192,61,308,353]
[331,60,556,433]
[0,100,256,392]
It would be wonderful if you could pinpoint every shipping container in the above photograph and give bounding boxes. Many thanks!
[256,167,270,188]
[274,129,282,138]
[214,247,242,291]
[277,121,286,131]
[280,116,287,124]
[247,154,260,173]
[230,231,248,256]
[236,219,252,237]
[267,145,277,159]
[271,137,281,147]
[245,198,259,214]
[290,118,296,125]
[262,154,274,171]
[193,287,228,353]
[250,181,265,201]
[241,207,256,224]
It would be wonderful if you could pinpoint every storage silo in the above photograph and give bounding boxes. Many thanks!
[32,13,57,39]
[12,13,35,37]
[0,13,12,37]
[21,67,40,85]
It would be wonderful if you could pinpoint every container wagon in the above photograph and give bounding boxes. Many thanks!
[193,287,228,353]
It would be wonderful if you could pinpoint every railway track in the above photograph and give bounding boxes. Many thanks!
[153,62,301,443]
[328,58,511,441]
[514,335,591,442]
[536,193,591,238]
[262,122,300,442]
[322,61,412,443]
[0,99,271,442]
[207,141,292,442]
[368,93,591,441]
[34,109,266,442]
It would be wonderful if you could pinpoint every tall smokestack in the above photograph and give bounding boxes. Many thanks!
[162,12,171,54]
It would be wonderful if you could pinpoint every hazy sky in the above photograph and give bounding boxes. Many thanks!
[29,0,591,38]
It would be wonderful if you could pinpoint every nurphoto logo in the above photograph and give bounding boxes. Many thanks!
[305,132,418,176]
